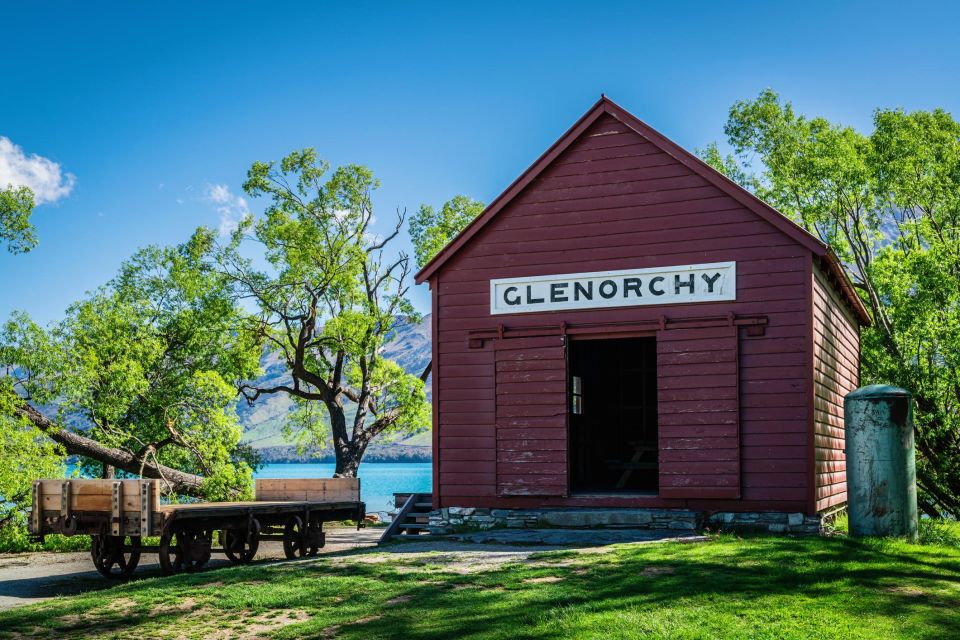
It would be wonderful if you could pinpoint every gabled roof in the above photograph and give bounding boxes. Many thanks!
[415,96,870,326]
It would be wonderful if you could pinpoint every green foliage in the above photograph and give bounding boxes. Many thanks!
[0,229,261,504]
[0,520,89,553]
[830,511,849,534]
[0,185,36,254]
[221,149,429,475]
[918,518,960,548]
[703,89,960,516]
[0,379,64,531]
[409,194,485,269]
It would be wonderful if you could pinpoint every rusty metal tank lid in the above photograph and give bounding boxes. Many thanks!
[846,384,911,399]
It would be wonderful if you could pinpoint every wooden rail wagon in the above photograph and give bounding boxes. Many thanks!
[28,478,364,578]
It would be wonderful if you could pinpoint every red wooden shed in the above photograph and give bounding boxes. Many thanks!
[415,97,868,529]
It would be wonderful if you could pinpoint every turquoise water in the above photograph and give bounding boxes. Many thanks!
[66,462,432,517]
[255,462,432,516]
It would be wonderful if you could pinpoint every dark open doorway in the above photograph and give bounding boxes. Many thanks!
[569,336,658,494]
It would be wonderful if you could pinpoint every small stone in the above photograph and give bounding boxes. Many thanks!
[787,513,804,526]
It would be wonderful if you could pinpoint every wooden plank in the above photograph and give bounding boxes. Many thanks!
[552,140,664,165]
[448,232,800,273]
[30,481,41,534]
[440,246,810,283]
[657,325,740,499]
[140,481,153,536]
[497,449,566,463]
[255,478,360,503]
[111,481,122,536]
[60,481,71,519]
[495,336,567,497]
[439,460,495,473]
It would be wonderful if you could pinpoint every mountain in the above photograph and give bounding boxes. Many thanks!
[238,314,433,462]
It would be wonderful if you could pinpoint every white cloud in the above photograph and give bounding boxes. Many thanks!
[0,136,75,204]
[204,183,249,235]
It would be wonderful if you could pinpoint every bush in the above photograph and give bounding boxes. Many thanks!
[0,518,89,553]
[918,519,960,548]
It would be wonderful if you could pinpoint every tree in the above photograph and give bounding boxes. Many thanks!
[220,149,430,477]
[408,195,485,269]
[701,89,960,517]
[1,229,262,500]
[0,185,37,254]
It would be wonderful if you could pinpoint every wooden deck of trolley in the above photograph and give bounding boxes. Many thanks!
[29,477,363,538]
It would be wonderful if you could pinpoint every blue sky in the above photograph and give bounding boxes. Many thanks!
[2,1,959,323]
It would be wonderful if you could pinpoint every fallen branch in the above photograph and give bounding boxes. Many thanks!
[14,401,206,497]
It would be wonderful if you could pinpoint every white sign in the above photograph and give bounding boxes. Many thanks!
[489,262,736,315]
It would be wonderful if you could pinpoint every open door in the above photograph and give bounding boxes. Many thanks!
[569,337,659,494]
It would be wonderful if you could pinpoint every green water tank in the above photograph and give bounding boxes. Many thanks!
[844,385,918,540]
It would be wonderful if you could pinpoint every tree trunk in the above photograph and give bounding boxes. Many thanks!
[334,450,362,477]
[102,463,115,479]
[14,401,207,497]
[333,437,370,478]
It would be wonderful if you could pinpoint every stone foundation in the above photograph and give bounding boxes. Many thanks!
[427,507,826,536]
[705,511,823,535]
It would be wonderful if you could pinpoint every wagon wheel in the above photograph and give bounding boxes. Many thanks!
[158,532,183,575]
[220,520,260,564]
[283,515,308,560]
[90,534,141,578]
[159,530,212,574]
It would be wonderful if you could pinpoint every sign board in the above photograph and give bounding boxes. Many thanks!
[490,262,736,315]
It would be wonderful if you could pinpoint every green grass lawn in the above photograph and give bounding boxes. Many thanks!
[2,533,959,639]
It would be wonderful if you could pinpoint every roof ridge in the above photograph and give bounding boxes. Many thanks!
[414,97,869,325]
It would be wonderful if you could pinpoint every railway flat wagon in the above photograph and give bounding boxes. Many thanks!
[28,477,364,578]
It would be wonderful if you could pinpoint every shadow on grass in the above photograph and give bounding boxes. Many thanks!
[328,536,960,640]
[1,536,958,639]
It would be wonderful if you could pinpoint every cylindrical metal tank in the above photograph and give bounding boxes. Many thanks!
[844,385,918,540]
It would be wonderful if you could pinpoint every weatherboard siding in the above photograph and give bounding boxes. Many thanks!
[434,113,814,512]
[656,325,741,499]
[812,262,859,512]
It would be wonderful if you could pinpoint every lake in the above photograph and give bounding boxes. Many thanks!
[256,462,432,516]
[66,461,431,517]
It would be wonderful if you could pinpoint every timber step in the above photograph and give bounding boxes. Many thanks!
[379,492,433,543]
